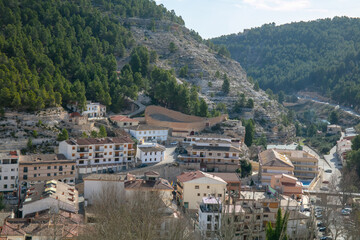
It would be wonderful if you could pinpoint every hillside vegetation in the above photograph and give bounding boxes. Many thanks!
[0,0,187,112]
[212,17,360,108]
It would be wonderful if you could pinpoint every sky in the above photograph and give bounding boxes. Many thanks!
[155,0,360,39]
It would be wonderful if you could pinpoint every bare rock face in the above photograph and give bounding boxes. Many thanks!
[123,18,294,143]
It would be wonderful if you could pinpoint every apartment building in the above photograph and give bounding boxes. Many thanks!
[198,197,222,238]
[0,150,19,192]
[125,125,168,142]
[19,154,76,185]
[59,136,135,176]
[270,174,303,199]
[336,139,352,164]
[178,140,242,172]
[258,149,294,185]
[138,143,166,163]
[21,180,79,217]
[184,134,242,149]
[275,150,318,180]
[176,171,227,210]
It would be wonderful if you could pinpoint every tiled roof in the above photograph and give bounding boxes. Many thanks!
[110,115,139,122]
[83,173,134,181]
[210,172,241,183]
[124,178,173,191]
[138,145,165,152]
[19,154,75,164]
[69,112,81,117]
[176,171,227,183]
[65,136,133,145]
[187,145,241,153]
[259,149,294,168]
[125,125,169,131]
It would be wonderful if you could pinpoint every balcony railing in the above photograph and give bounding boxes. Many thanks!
[94,148,104,152]
[94,155,104,158]
[77,149,89,153]
[77,156,88,160]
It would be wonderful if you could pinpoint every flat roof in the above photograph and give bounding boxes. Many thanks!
[19,154,75,164]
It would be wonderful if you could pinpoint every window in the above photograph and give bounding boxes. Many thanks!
[115,158,119,162]
[109,145,112,148]
[2,159,9,164]
[3,184,7,189]
[218,194,222,197]
[54,166,57,169]
[79,160,84,164]
[23,175,27,180]
[47,166,51,169]
[207,215,212,221]
[256,215,260,220]
[195,185,199,189]
[54,173,57,176]
[10,184,14,188]
[197,193,200,196]
[72,153,75,157]
[72,147,75,150]
[70,171,73,174]
[207,224,212,230]
[104,146,107,149]
[34,174,36,177]
[34,167,37,170]
[207,186,210,189]
[59,166,63,171]
[204,193,207,196]
[11,176,15,180]
[11,168,15,172]
[209,153,212,156]
[215,216,219,222]
[95,160,99,163]
[72,165,75,170]
[47,173,51,176]
[4,176,7,180]
[217,153,221,156]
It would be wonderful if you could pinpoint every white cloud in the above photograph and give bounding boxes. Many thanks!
[242,0,310,11]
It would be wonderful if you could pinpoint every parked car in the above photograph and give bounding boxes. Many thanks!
[341,209,351,215]
[319,227,327,232]
[325,169,332,173]
[320,187,329,191]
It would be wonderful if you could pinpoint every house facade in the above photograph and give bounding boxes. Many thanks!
[125,125,168,142]
[270,174,303,199]
[198,197,222,238]
[176,171,227,210]
[110,115,139,128]
[59,136,135,176]
[138,143,166,164]
[0,150,19,192]
[83,101,106,119]
[19,154,76,185]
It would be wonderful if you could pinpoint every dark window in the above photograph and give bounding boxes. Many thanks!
[54,166,57,169]
[59,166,63,171]
[207,215,212,221]
[24,167,28,173]
[34,174,36,177]
[71,165,75,170]
[23,175,27,180]
[34,167,37,170]
[11,159,17,164]
[47,173,51,176]
[47,166,51,169]
[54,173,57,176]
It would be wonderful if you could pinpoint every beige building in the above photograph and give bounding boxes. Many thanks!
[259,149,294,185]
[19,154,76,185]
[110,115,139,128]
[178,140,242,172]
[275,150,319,180]
[270,174,303,199]
[176,171,227,210]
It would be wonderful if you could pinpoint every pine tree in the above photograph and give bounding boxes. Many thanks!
[222,74,230,94]
[244,120,255,147]
[99,126,107,138]
[266,208,289,240]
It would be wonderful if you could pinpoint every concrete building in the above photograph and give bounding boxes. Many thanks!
[83,101,106,119]
[59,136,135,176]
[110,115,139,127]
[327,124,342,134]
[259,149,294,185]
[0,150,19,193]
[178,140,243,172]
[198,197,222,238]
[270,174,303,199]
[138,143,165,164]
[275,150,319,180]
[19,154,76,185]
[176,171,227,210]
[145,105,227,137]
[83,173,134,205]
[125,125,168,142]
[21,180,79,217]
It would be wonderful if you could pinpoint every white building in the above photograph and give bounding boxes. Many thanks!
[125,125,168,142]
[138,143,165,164]
[58,136,135,176]
[0,150,19,192]
[198,197,222,238]
[21,180,79,217]
[83,173,134,205]
[82,101,106,119]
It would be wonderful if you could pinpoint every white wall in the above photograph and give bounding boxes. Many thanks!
[84,180,125,205]
[0,158,19,192]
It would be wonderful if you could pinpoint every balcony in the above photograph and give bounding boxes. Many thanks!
[77,148,89,153]
[94,154,104,159]
[77,156,88,160]
[114,147,124,151]
[94,148,104,152]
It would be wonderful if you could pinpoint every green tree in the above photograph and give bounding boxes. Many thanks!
[27,138,33,151]
[254,81,260,91]
[351,135,360,151]
[246,98,254,108]
[307,124,317,137]
[266,208,289,240]
[222,74,230,94]
[91,130,98,138]
[81,132,88,138]
[0,108,5,118]
[32,130,38,138]
[169,42,177,53]
[215,70,220,78]
[199,98,209,117]
[99,126,107,138]
[329,110,339,124]
[239,160,252,178]
[244,120,255,147]
[256,133,267,149]
[278,91,285,104]
[57,129,69,141]
[179,65,188,78]
[0,195,5,211]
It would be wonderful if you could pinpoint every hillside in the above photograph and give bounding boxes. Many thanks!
[211,17,360,110]
[0,0,294,142]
